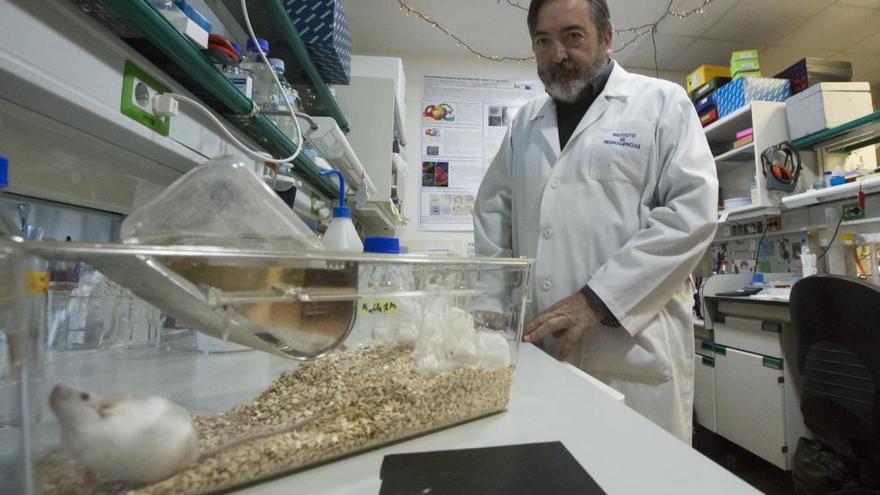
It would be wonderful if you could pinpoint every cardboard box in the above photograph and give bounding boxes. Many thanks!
[158,3,209,48]
[700,108,719,127]
[695,93,716,115]
[733,70,762,80]
[689,76,731,102]
[283,0,352,85]
[730,49,759,63]
[775,58,853,95]
[731,59,761,74]
[687,65,731,92]
[714,77,791,117]
[785,82,873,140]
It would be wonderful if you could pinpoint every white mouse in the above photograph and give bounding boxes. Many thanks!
[49,384,199,483]
[49,384,321,484]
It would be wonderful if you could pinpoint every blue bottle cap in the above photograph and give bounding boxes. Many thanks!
[246,37,269,54]
[268,58,285,73]
[333,206,351,218]
[751,272,764,284]
[0,156,7,188]
[364,237,400,254]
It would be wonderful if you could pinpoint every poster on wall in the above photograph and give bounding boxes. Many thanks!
[419,75,540,232]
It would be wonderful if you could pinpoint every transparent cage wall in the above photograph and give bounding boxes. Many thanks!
[0,241,532,495]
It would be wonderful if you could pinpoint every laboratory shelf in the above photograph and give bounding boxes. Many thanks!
[782,175,880,209]
[217,0,350,133]
[714,143,755,164]
[71,0,339,199]
[718,204,781,223]
[703,105,753,144]
[791,110,880,154]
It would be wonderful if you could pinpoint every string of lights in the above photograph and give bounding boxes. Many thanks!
[397,0,717,65]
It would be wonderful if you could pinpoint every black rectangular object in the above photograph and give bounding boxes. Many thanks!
[689,76,731,102]
[379,441,605,495]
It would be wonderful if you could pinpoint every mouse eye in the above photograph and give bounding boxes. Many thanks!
[79,392,90,401]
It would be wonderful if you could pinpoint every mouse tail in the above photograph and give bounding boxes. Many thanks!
[196,414,322,462]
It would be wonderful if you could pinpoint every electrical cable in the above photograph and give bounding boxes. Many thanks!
[157,93,293,164]
[754,225,768,273]
[817,214,846,261]
[239,0,304,164]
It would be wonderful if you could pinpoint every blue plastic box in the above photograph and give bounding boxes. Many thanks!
[694,93,716,115]
[283,0,352,85]
[715,77,791,117]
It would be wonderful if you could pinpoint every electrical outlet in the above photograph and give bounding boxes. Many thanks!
[842,202,865,221]
[120,61,171,136]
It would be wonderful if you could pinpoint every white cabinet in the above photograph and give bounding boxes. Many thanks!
[704,296,810,471]
[694,353,717,433]
[715,346,787,469]
[334,57,407,233]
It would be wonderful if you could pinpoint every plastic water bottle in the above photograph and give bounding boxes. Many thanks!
[241,38,274,110]
[801,240,818,277]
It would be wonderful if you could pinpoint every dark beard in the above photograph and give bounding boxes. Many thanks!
[539,55,608,103]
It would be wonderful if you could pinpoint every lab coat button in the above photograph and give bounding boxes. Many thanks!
[543,227,553,239]
[542,280,553,291]
[550,179,561,189]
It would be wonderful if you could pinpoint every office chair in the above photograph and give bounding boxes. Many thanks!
[790,275,880,488]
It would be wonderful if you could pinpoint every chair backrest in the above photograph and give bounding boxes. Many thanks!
[790,275,880,451]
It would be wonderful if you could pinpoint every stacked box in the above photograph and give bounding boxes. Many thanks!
[775,57,853,96]
[730,49,760,79]
[687,65,730,92]
[689,76,731,102]
[714,77,791,117]
[785,82,873,140]
[283,0,352,85]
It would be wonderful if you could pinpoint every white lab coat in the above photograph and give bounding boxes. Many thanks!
[474,62,718,443]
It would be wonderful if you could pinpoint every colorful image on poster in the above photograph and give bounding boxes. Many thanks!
[419,75,540,231]
[422,161,449,188]
[423,103,455,122]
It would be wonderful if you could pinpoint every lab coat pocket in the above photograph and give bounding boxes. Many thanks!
[589,121,654,187]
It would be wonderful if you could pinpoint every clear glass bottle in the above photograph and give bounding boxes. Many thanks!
[219,41,252,99]
[241,38,274,110]
[266,58,298,139]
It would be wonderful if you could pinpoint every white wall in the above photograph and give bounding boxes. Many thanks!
[363,51,685,255]
[393,53,538,255]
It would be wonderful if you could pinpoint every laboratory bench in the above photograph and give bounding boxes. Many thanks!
[230,344,758,494]
[1,336,759,494]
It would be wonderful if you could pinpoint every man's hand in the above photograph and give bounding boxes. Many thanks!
[523,291,601,360]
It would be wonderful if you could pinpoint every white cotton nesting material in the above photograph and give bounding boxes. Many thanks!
[371,298,422,345]
[413,307,511,371]
[474,331,512,369]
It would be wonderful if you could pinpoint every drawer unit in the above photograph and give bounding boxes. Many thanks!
[695,336,715,358]
[714,315,785,359]
[715,346,788,469]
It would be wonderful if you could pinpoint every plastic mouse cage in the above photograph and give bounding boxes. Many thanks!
[0,239,533,495]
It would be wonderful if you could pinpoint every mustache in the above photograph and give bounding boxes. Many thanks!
[545,60,583,81]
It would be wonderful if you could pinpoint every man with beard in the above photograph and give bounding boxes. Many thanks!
[473,0,718,444]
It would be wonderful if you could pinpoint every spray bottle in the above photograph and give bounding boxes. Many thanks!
[319,170,363,252]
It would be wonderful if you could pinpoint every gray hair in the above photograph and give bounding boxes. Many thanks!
[527,0,613,40]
